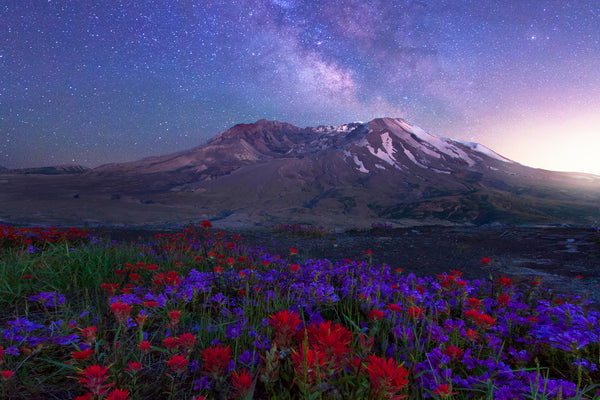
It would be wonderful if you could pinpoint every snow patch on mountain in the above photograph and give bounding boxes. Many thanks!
[396,119,476,166]
[367,132,398,167]
[353,155,369,173]
[456,140,513,163]
[399,143,427,169]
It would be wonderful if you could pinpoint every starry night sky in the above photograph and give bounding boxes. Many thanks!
[1,1,599,174]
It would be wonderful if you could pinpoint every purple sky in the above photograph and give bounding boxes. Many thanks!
[1,1,599,174]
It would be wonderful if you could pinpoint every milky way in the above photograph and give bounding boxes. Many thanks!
[1,1,599,174]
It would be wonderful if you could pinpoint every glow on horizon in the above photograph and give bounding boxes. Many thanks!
[483,113,600,176]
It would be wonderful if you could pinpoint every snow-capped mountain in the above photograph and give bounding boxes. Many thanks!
[3,117,600,226]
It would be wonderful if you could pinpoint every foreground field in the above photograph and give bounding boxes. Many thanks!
[1,223,599,399]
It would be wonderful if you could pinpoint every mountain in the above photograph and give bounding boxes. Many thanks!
[2,118,600,227]
[0,165,90,175]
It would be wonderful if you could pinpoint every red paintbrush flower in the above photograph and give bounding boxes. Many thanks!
[231,368,253,398]
[163,337,179,351]
[369,309,385,320]
[72,348,94,361]
[168,310,181,327]
[1,370,15,380]
[167,354,188,374]
[497,294,510,307]
[105,388,129,400]
[78,364,111,395]
[433,383,457,397]
[201,345,232,377]
[178,333,197,353]
[444,344,464,360]
[125,362,142,372]
[80,326,97,345]
[466,298,482,310]
[110,302,132,324]
[305,320,354,374]
[407,306,423,319]
[367,355,409,400]
[269,309,302,348]
[138,341,151,353]
[464,309,496,328]
[291,344,326,385]
[498,276,512,287]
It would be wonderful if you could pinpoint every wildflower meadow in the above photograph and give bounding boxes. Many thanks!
[0,222,599,399]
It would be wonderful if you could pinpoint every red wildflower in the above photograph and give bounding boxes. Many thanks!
[1,370,15,379]
[0,345,3,363]
[80,326,97,344]
[163,337,179,351]
[498,276,512,287]
[201,345,232,376]
[305,320,354,373]
[433,383,457,397]
[290,264,300,273]
[466,298,482,310]
[101,283,119,295]
[444,345,463,360]
[110,302,132,324]
[138,341,151,352]
[528,317,540,323]
[576,275,583,279]
[367,355,409,400]
[226,257,236,266]
[73,394,93,400]
[480,257,491,264]
[369,309,386,320]
[22,274,32,280]
[125,362,142,372]
[497,294,510,307]
[269,310,302,348]
[178,333,197,353]
[78,364,111,395]
[168,310,181,327]
[167,354,188,374]
[201,220,212,229]
[213,266,223,274]
[129,273,141,282]
[105,388,129,400]
[145,264,158,271]
[231,368,253,398]
[407,306,424,319]
[291,344,326,385]
[531,279,541,286]
[289,248,298,255]
[386,303,402,313]
[464,309,496,328]
[135,313,147,327]
[72,348,94,361]
[466,329,479,341]
[166,271,180,286]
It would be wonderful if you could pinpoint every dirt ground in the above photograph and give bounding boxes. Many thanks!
[95,225,600,306]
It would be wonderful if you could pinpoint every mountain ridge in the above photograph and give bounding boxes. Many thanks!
[1,117,599,227]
